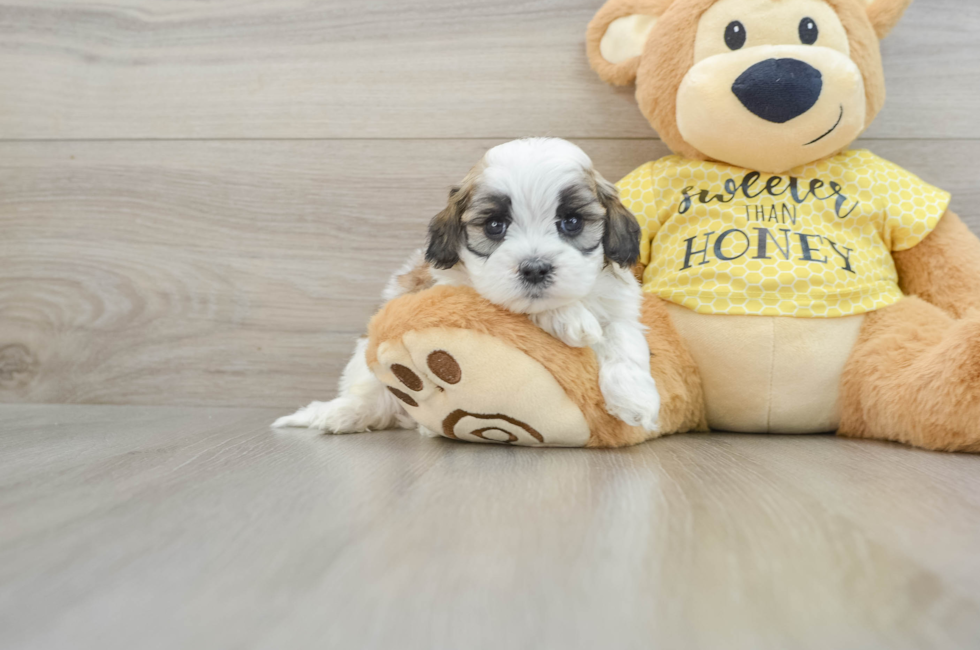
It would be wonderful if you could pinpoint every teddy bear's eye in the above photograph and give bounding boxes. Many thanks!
[799,17,819,45]
[725,21,746,50]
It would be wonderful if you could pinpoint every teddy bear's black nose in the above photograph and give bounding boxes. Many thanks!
[732,58,823,123]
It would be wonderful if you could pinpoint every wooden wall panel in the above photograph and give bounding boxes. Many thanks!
[1,0,977,406]
[0,0,976,139]
[1,138,977,407]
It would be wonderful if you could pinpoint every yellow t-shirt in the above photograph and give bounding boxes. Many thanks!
[617,150,951,318]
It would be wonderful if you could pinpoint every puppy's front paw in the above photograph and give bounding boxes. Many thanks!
[599,363,661,433]
[559,315,603,348]
[606,403,660,434]
[533,306,603,348]
[273,399,375,434]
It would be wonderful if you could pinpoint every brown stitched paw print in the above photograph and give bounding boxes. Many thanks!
[372,328,591,447]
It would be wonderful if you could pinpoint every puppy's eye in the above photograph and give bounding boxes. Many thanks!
[725,21,746,50]
[558,216,584,237]
[484,219,507,240]
[799,18,818,45]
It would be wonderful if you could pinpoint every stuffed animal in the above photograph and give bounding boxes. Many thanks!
[365,0,980,450]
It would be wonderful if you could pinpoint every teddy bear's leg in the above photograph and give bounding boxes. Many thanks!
[639,293,709,435]
[366,285,706,447]
[838,296,980,452]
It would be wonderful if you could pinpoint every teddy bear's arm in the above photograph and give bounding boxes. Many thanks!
[893,210,980,318]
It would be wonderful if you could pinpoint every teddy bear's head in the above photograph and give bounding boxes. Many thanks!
[587,0,912,173]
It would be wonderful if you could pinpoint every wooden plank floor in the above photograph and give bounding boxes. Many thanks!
[3,404,980,650]
[3,2,980,647]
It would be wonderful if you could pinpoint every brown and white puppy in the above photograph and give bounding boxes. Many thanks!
[275,138,661,435]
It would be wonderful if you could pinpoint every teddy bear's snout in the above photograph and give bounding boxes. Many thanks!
[732,58,823,124]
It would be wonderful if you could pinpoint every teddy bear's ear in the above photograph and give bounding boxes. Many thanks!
[586,0,674,86]
[861,0,914,39]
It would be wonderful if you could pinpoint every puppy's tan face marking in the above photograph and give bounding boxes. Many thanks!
[555,183,607,254]
[590,170,641,268]
[424,166,481,270]
[426,138,641,314]
[460,176,622,267]
[461,191,513,259]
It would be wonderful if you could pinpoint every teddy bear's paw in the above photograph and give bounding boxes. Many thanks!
[599,361,661,433]
[531,303,603,348]
[372,327,592,447]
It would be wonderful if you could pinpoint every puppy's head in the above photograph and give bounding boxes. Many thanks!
[425,138,640,314]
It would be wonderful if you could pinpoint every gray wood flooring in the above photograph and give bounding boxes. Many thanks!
[2,1,980,647]
[3,404,980,650]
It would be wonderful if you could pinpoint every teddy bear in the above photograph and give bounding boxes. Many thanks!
[362,0,980,451]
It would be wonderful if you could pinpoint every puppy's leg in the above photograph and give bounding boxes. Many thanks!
[592,319,661,433]
[585,270,662,432]
[273,337,415,433]
[531,302,603,348]
[275,251,433,433]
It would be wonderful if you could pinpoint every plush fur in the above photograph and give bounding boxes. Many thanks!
[580,0,980,450]
[280,0,980,452]
[865,0,914,38]
[892,211,980,319]
[587,0,887,169]
[585,0,675,86]
[366,285,707,447]
[277,138,664,440]
[839,296,980,452]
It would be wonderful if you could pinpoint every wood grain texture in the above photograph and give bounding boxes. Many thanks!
[2,2,979,646]
[2,404,980,650]
[1,138,977,408]
[0,0,977,139]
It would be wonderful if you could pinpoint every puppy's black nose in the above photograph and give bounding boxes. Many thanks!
[518,258,553,285]
[732,58,823,124]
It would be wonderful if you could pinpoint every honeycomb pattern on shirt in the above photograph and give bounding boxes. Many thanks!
[616,150,951,318]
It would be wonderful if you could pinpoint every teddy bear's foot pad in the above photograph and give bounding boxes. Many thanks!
[372,327,592,447]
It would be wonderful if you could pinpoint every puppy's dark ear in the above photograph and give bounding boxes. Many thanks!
[425,185,469,269]
[595,172,640,268]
